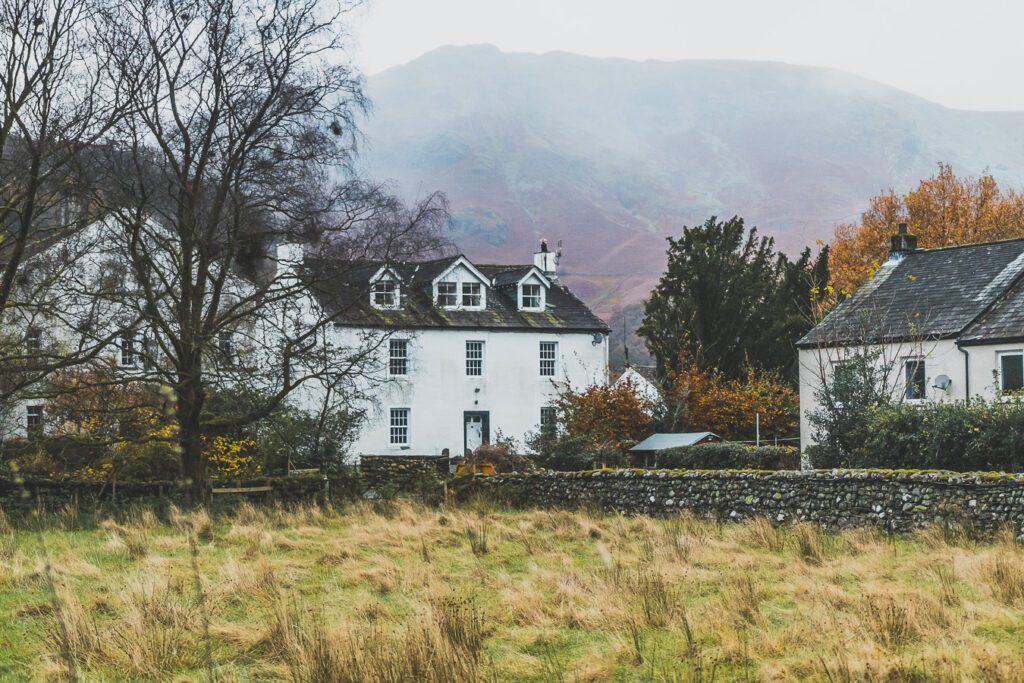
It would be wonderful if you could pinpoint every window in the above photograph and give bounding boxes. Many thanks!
[372,280,398,308]
[521,284,542,310]
[905,359,926,400]
[437,281,457,307]
[539,341,558,377]
[24,328,41,354]
[219,332,235,366]
[389,408,409,446]
[26,405,43,435]
[1000,352,1024,392]
[540,406,557,430]
[389,339,408,376]
[461,282,482,308]
[466,340,484,376]
[120,335,138,367]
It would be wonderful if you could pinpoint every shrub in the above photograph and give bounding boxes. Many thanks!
[656,443,799,470]
[526,431,626,471]
[467,443,531,474]
[810,397,1024,471]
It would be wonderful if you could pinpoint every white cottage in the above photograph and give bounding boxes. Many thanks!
[797,224,1024,452]
[313,245,610,457]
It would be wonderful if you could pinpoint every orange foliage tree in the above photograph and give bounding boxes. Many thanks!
[662,353,797,441]
[829,163,1024,301]
[554,379,655,453]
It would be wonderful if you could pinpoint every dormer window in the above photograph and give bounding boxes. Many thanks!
[371,279,399,309]
[521,284,543,310]
[461,282,482,308]
[437,282,458,307]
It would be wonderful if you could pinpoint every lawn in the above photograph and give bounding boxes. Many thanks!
[1,499,1023,681]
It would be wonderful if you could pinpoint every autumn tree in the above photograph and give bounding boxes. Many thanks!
[829,163,1024,299]
[528,379,654,470]
[639,215,828,383]
[661,352,797,441]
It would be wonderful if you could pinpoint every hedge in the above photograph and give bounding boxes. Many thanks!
[655,443,800,471]
[809,400,1024,472]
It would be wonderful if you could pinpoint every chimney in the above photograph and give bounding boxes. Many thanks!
[534,238,560,276]
[889,223,918,260]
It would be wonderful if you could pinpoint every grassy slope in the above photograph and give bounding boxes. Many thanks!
[1,501,1023,681]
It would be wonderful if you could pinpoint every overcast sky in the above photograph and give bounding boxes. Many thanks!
[349,0,1023,111]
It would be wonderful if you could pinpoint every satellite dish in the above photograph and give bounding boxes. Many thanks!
[933,374,952,392]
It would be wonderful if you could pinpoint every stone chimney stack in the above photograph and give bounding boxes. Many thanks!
[889,223,918,260]
[534,238,560,276]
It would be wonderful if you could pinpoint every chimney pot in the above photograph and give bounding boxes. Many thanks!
[889,223,917,260]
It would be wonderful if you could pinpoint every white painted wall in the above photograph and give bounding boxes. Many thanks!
[798,338,1024,451]
[324,326,609,458]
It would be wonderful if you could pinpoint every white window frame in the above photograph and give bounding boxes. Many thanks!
[218,332,235,366]
[540,405,558,429]
[461,281,483,308]
[389,407,410,447]
[120,335,138,368]
[26,404,43,433]
[371,279,400,310]
[388,338,409,377]
[520,283,544,311]
[904,357,926,401]
[466,340,484,377]
[539,341,558,377]
[24,328,42,354]
[437,281,458,308]
[997,350,1024,393]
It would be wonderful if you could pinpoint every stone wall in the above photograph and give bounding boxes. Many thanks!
[454,469,1024,536]
[359,455,449,495]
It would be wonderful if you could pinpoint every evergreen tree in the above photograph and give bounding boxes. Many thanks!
[638,216,827,383]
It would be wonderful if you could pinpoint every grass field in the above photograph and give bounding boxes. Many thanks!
[1,499,1023,681]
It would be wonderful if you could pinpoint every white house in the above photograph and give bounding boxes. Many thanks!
[312,245,610,457]
[2,219,610,460]
[797,224,1024,452]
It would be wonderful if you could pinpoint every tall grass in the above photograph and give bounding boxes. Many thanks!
[1,500,1021,681]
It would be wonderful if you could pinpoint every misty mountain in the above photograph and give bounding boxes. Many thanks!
[361,44,1024,348]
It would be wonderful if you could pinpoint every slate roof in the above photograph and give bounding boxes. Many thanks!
[309,255,609,333]
[630,432,721,452]
[798,239,1024,348]
[960,275,1024,345]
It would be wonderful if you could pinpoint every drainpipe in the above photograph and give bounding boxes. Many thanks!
[957,342,970,403]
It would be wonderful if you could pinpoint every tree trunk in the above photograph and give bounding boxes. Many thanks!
[177,372,209,507]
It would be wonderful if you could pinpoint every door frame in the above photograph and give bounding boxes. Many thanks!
[463,411,490,456]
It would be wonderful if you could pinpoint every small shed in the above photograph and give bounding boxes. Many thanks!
[629,432,721,468]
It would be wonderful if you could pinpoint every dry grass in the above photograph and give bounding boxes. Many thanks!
[1,501,1023,681]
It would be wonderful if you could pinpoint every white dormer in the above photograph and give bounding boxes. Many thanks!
[370,265,402,310]
[515,267,551,312]
[433,256,489,311]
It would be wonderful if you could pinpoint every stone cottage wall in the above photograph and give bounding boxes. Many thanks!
[454,469,1024,535]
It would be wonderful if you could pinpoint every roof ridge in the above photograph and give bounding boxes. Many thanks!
[914,236,1024,254]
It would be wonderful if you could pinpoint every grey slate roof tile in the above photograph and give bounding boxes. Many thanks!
[308,255,609,334]
[798,239,1024,347]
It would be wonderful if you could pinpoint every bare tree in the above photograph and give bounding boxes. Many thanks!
[81,0,447,500]
[0,0,129,415]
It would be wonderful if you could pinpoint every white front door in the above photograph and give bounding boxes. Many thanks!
[465,415,483,455]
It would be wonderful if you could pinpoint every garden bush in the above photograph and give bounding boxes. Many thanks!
[656,443,800,470]
[809,398,1024,471]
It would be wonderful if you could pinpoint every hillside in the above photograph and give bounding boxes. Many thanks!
[361,45,1024,355]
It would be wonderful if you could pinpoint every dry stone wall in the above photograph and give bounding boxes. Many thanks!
[455,469,1024,537]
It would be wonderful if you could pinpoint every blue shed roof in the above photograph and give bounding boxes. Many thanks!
[630,432,720,452]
